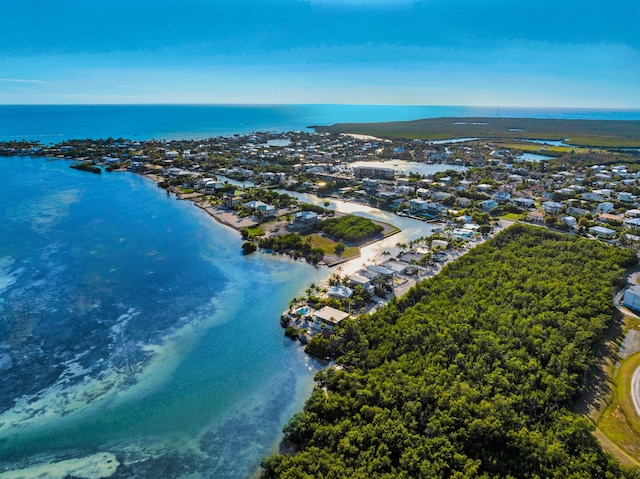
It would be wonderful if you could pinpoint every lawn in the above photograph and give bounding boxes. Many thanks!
[242,226,265,239]
[307,233,359,258]
[500,213,522,221]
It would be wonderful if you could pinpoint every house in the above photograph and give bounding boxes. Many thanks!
[493,191,511,203]
[562,216,577,228]
[222,192,242,207]
[541,201,563,213]
[623,286,640,313]
[384,260,411,275]
[409,198,428,212]
[623,217,640,229]
[589,226,616,238]
[432,191,454,202]
[512,197,535,209]
[327,285,353,299]
[527,211,545,223]
[293,211,319,227]
[566,206,590,217]
[457,197,472,207]
[619,192,635,202]
[416,188,430,198]
[366,264,395,278]
[244,200,276,218]
[599,213,623,224]
[362,178,379,191]
[479,199,497,211]
[432,239,448,249]
[451,228,475,239]
[596,202,615,213]
[313,306,350,331]
[349,274,375,294]
[581,192,603,202]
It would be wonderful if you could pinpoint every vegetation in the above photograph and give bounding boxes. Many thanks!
[262,225,638,479]
[320,215,384,243]
[241,241,257,255]
[308,234,359,259]
[241,226,265,239]
[314,117,640,148]
[259,233,325,264]
[70,162,101,174]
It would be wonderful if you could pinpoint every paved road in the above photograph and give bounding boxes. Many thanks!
[617,269,640,419]
[632,366,640,419]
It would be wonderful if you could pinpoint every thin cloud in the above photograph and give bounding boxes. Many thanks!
[0,78,48,84]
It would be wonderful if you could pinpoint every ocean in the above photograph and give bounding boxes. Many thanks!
[1,104,639,144]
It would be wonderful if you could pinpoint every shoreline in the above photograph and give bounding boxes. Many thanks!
[140,172,403,268]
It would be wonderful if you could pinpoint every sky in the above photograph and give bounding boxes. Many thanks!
[0,0,638,107]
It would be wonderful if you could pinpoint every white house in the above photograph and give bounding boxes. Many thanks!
[327,285,354,299]
[313,306,350,331]
[293,211,319,227]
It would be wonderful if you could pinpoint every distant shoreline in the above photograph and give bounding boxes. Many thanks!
[313,116,640,148]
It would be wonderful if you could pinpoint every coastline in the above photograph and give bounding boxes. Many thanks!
[140,172,402,268]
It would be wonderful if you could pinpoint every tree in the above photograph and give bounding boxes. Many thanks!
[335,242,346,255]
[241,241,257,255]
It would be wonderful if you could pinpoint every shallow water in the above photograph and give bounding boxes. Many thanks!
[0,157,326,478]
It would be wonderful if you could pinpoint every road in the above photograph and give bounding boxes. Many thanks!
[616,269,640,419]
[633,366,640,419]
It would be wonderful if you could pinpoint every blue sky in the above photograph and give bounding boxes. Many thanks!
[0,0,638,107]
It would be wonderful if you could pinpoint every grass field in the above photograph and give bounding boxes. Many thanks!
[307,233,359,258]
[499,213,522,221]
[314,117,640,148]
[242,226,264,238]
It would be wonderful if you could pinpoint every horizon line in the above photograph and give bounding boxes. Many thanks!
[1,103,640,111]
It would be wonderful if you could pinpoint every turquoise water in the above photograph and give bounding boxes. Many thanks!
[0,157,325,477]
[1,104,639,144]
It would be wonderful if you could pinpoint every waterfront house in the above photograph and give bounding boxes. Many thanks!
[222,192,242,208]
[313,306,350,331]
[328,285,354,299]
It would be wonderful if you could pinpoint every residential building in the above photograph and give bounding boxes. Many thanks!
[313,306,350,331]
